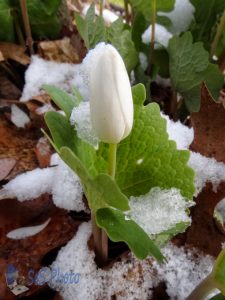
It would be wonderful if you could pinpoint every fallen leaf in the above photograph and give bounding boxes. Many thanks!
[38,37,80,63]
[0,50,4,62]
[0,116,39,179]
[7,218,51,239]
[191,85,225,163]
[0,43,30,65]
[35,137,52,168]
[0,158,17,181]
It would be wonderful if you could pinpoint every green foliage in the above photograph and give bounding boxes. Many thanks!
[212,248,225,294]
[190,0,225,49]
[116,96,195,199]
[44,83,195,260]
[108,18,139,72]
[75,7,138,72]
[96,207,164,260]
[168,32,224,112]
[0,1,15,42]
[127,0,175,22]
[0,0,62,42]
[43,85,81,118]
[44,109,163,261]
[75,4,106,49]
[26,0,62,39]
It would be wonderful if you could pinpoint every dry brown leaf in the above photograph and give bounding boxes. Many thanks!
[38,37,80,63]
[0,43,30,65]
[0,158,17,181]
[0,50,4,62]
[35,137,52,168]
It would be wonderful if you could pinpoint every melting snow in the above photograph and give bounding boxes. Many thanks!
[129,187,194,236]
[11,104,30,128]
[158,0,195,34]
[50,221,215,300]
[142,24,173,48]
[70,102,99,148]
[0,156,86,212]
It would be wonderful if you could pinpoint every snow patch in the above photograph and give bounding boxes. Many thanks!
[129,187,193,236]
[142,24,172,48]
[21,43,113,103]
[52,159,87,212]
[158,0,195,34]
[1,155,86,212]
[189,152,225,196]
[11,104,30,128]
[50,222,215,300]
[163,114,194,150]
[70,102,99,148]
[2,168,55,201]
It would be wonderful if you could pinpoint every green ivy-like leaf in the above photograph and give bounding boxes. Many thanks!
[96,207,164,261]
[75,3,106,49]
[60,147,129,212]
[153,222,190,246]
[44,111,100,177]
[168,32,224,112]
[43,85,81,118]
[109,26,138,72]
[75,12,138,72]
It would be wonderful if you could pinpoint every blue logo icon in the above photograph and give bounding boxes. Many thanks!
[5,264,18,286]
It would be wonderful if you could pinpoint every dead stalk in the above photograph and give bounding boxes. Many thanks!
[20,0,34,55]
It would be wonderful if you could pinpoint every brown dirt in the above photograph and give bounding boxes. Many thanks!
[0,194,81,300]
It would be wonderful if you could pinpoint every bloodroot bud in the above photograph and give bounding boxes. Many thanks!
[90,44,133,144]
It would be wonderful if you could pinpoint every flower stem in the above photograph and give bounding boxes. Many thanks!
[99,143,117,265]
[149,0,156,69]
[210,9,225,59]
[108,143,117,179]
[93,143,117,267]
[186,274,215,300]
[99,0,104,17]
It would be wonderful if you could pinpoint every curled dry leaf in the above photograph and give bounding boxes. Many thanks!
[6,218,51,239]
[0,43,30,65]
[38,37,80,63]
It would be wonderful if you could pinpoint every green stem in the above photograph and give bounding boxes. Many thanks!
[186,274,215,300]
[108,143,117,179]
[99,143,117,266]
[99,0,104,17]
[149,0,156,69]
[210,9,225,59]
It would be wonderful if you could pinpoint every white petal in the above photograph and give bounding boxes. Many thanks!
[7,218,51,239]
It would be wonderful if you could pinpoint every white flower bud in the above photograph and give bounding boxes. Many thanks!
[89,44,133,144]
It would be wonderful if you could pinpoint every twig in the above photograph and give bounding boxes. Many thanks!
[19,0,34,55]
[210,9,225,59]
